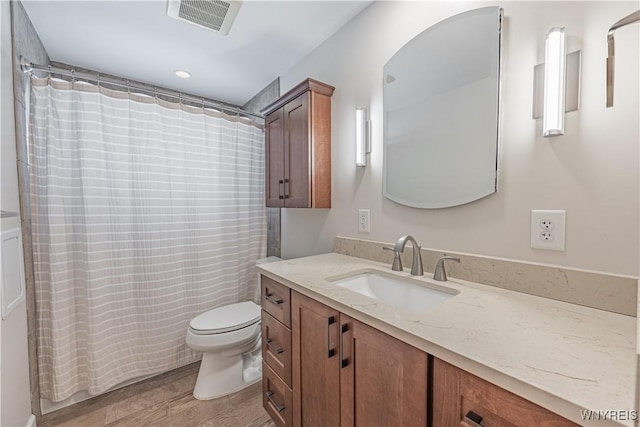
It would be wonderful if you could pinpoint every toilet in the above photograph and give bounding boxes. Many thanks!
[185,300,262,400]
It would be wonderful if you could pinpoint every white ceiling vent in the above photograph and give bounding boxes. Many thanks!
[167,0,242,36]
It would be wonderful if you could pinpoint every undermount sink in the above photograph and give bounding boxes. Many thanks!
[329,271,459,313]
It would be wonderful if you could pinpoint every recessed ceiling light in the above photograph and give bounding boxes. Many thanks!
[175,70,191,79]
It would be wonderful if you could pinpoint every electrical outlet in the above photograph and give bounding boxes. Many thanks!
[540,219,554,230]
[358,209,370,233]
[531,210,566,251]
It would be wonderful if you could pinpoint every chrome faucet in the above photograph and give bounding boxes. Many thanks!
[392,235,424,276]
[433,256,460,281]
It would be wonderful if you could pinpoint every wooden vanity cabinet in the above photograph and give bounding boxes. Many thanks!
[291,291,428,427]
[433,358,578,427]
[260,276,293,427]
[261,78,334,208]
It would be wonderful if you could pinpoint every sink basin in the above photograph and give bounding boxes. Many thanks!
[329,271,458,313]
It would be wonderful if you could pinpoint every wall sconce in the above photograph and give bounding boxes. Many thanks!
[356,107,371,167]
[543,27,566,137]
[532,28,581,137]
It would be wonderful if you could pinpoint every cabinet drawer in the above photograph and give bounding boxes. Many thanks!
[433,358,578,426]
[262,311,292,387]
[261,275,291,327]
[263,361,293,427]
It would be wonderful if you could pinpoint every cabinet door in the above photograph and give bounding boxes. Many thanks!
[283,92,310,208]
[340,315,428,427]
[265,108,285,208]
[291,291,340,426]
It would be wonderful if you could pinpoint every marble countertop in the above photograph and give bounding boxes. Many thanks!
[257,253,637,427]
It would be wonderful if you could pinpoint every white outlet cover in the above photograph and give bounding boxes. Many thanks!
[531,210,566,251]
[358,209,370,233]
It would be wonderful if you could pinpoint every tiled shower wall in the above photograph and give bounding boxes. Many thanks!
[243,78,281,258]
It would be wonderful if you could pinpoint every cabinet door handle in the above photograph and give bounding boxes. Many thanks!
[278,179,284,199]
[265,390,285,412]
[340,323,350,368]
[283,178,290,199]
[327,316,336,358]
[265,293,284,305]
[266,338,284,355]
[463,411,484,427]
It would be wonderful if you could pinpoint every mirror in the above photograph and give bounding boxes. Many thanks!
[383,7,502,209]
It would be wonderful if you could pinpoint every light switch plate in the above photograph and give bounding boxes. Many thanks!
[531,210,566,251]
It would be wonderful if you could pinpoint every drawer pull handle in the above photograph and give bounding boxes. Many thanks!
[278,180,284,199]
[464,411,484,427]
[265,390,285,412]
[265,294,284,305]
[266,338,284,355]
[283,178,290,199]
[340,323,350,368]
[327,316,336,358]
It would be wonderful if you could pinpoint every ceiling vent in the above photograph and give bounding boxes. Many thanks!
[167,0,242,36]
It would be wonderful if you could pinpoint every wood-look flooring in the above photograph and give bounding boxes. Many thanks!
[39,363,275,427]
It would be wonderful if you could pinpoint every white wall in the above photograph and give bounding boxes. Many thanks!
[279,1,640,277]
[1,1,34,426]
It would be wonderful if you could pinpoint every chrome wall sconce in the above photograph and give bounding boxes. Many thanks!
[606,10,640,107]
[356,107,371,167]
[532,27,582,137]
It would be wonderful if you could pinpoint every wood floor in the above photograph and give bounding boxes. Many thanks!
[39,363,275,427]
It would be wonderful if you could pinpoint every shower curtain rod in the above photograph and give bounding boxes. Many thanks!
[21,62,264,120]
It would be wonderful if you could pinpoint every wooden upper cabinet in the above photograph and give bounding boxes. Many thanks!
[261,78,334,208]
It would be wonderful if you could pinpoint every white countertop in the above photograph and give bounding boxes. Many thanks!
[257,253,637,427]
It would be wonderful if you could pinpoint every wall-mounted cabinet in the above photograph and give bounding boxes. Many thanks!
[261,79,334,208]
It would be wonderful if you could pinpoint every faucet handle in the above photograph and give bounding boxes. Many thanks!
[433,256,460,281]
[382,246,403,271]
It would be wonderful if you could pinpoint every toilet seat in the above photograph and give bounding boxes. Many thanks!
[189,301,261,335]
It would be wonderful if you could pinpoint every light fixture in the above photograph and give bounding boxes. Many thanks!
[542,27,566,137]
[356,107,371,167]
[175,70,191,79]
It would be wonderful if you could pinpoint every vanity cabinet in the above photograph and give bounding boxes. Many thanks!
[261,276,293,427]
[261,78,334,208]
[291,291,428,427]
[261,274,576,427]
[433,358,579,426]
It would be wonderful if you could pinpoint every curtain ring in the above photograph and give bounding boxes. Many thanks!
[71,69,76,86]
[126,80,131,96]
[47,64,51,85]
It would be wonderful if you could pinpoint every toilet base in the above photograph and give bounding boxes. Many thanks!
[193,350,262,400]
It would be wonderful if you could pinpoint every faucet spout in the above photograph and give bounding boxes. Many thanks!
[393,235,424,276]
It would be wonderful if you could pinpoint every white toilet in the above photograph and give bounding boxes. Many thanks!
[185,301,262,400]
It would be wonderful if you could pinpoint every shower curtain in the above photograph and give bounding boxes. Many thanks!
[29,77,266,402]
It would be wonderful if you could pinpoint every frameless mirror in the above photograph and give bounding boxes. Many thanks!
[383,7,502,209]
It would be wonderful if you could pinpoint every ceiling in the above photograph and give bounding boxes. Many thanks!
[21,0,372,106]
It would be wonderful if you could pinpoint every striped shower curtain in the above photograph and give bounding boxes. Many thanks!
[29,77,266,402]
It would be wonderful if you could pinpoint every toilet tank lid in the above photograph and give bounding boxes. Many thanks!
[190,301,261,333]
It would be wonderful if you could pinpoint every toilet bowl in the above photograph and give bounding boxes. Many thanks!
[185,301,262,400]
